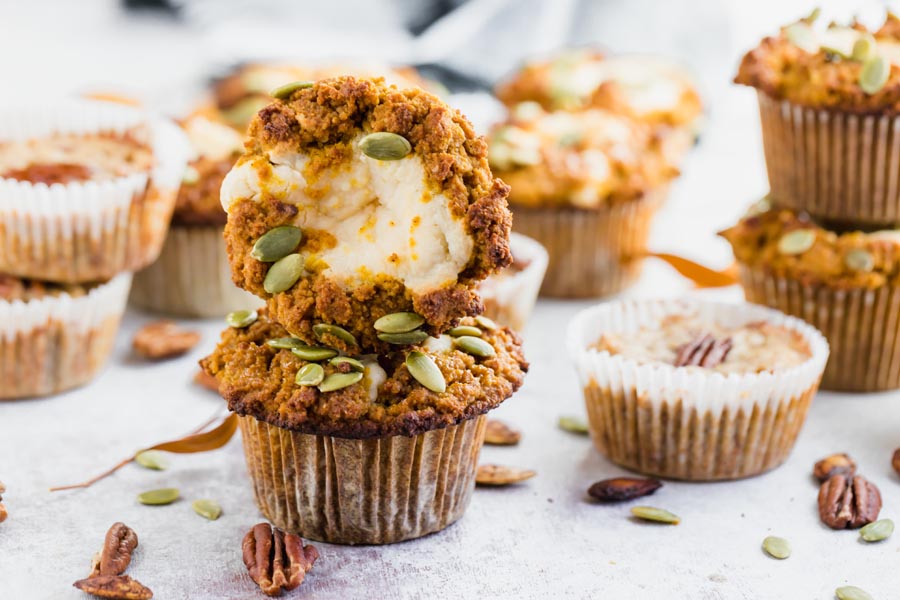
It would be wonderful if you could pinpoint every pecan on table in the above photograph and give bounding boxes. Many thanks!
[132,320,201,360]
[73,575,153,600]
[242,523,319,597]
[892,448,900,477]
[90,522,139,577]
[818,474,882,530]
[673,334,733,368]
[813,453,856,482]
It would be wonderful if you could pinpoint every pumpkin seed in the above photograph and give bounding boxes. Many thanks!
[860,56,890,95]
[182,165,200,185]
[251,226,303,262]
[137,488,180,506]
[844,249,874,272]
[852,34,876,62]
[448,325,482,337]
[295,363,325,386]
[777,230,816,255]
[226,309,258,328]
[263,253,305,294]
[359,132,412,161]
[378,330,429,345]
[558,415,590,434]
[454,335,495,358]
[191,499,222,521]
[406,351,446,393]
[291,346,338,361]
[860,518,894,542]
[630,506,680,525]
[374,312,425,333]
[313,323,357,347]
[134,450,169,471]
[784,22,818,53]
[318,371,363,392]
[803,7,821,23]
[221,97,268,128]
[836,586,874,600]
[329,356,365,372]
[475,315,498,330]
[270,80,313,100]
[761,536,791,559]
[266,337,307,350]
[475,464,536,486]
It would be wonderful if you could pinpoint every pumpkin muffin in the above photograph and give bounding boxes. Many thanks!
[736,11,900,227]
[568,298,828,480]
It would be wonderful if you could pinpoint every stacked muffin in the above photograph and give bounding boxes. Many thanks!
[0,100,188,399]
[490,51,702,297]
[201,77,528,544]
[726,12,900,391]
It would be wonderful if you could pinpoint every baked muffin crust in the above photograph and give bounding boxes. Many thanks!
[0,274,90,301]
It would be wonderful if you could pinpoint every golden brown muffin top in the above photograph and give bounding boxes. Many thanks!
[201,311,528,438]
[720,203,900,289]
[735,12,900,113]
[0,274,89,301]
[219,76,512,353]
[487,104,678,208]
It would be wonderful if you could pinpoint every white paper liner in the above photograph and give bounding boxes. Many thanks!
[478,232,548,332]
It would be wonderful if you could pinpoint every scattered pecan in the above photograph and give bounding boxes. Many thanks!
[193,368,220,393]
[588,477,663,503]
[892,448,900,477]
[242,523,318,597]
[475,464,536,486]
[674,334,733,368]
[813,453,856,482]
[90,523,139,577]
[132,320,200,360]
[818,474,882,530]
[483,419,521,446]
[73,575,153,600]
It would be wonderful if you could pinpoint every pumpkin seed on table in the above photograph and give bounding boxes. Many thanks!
[475,464,536,486]
[264,253,305,294]
[378,330,429,345]
[226,309,257,329]
[373,312,425,333]
[313,323,357,347]
[137,488,180,506]
[836,586,874,600]
[777,230,816,255]
[291,346,338,361]
[359,132,412,161]
[267,337,306,350]
[454,335,495,358]
[318,371,363,392]
[852,34,876,62]
[329,356,365,372]
[630,506,680,525]
[134,450,169,471]
[484,419,521,446]
[448,325,482,337]
[192,499,222,521]
[251,226,303,262]
[761,536,791,559]
[475,315,498,330]
[844,249,874,272]
[295,364,325,386]
[860,518,893,542]
[270,80,313,100]
[558,415,589,435]
[860,56,890,95]
[406,351,446,393]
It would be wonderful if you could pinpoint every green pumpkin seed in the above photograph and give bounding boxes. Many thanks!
[134,450,169,471]
[784,23,818,53]
[558,416,590,434]
[448,325,482,337]
[475,315,498,330]
[359,132,412,161]
[263,253,305,294]
[221,97,268,128]
[406,351,446,393]
[761,536,791,559]
[295,363,325,386]
[291,346,338,361]
[251,226,303,262]
[329,356,365,372]
[860,56,890,95]
[836,586,874,600]
[852,34,876,62]
[270,80,313,100]
[377,330,429,345]
[844,249,875,272]
[318,371,363,392]
[860,518,894,542]
[374,312,425,333]
[266,337,307,350]
[313,323,358,347]
[191,499,222,521]
[454,335,495,358]
[803,7,821,23]
[630,506,680,525]
[777,230,816,255]
[226,309,258,328]
[137,488,180,506]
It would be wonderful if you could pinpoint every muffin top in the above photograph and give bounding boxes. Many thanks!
[0,274,90,302]
[219,76,512,353]
[594,312,811,375]
[201,310,528,438]
[720,203,900,288]
[496,50,702,128]
[487,104,678,208]
[735,12,900,113]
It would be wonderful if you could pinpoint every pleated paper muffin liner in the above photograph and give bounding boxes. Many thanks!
[0,100,190,283]
[238,414,487,545]
[131,225,259,318]
[478,232,548,332]
[0,273,131,399]
[511,190,665,298]
[758,91,900,228]
[738,265,900,392]
[567,299,829,481]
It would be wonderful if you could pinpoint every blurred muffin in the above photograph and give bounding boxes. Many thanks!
[487,103,678,297]
[478,232,547,332]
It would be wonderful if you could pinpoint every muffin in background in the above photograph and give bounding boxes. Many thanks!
[478,233,547,333]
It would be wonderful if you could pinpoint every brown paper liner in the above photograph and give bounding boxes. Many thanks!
[758,91,900,228]
[511,191,664,298]
[131,225,258,318]
[738,265,900,392]
[238,414,487,545]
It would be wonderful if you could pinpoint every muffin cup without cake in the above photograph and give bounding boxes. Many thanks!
[567,299,828,481]
[0,100,189,283]
[0,273,131,399]
[477,232,548,331]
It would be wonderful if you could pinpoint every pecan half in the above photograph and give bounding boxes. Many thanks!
[73,575,153,600]
[588,477,663,502]
[892,448,900,477]
[483,419,521,446]
[0,503,6,523]
[132,320,200,360]
[673,334,733,368]
[90,523,139,577]
[242,523,318,597]
[818,474,882,530]
[813,453,856,482]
